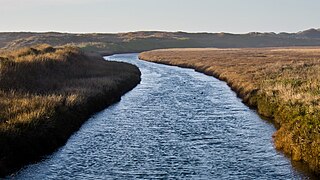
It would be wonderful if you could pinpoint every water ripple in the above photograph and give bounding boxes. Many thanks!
[13,54,310,179]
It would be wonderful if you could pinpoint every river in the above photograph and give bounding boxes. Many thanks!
[12,54,311,179]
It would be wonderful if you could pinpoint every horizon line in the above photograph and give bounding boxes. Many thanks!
[0,27,319,35]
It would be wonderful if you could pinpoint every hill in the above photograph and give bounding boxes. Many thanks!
[297,28,320,39]
[1,28,320,54]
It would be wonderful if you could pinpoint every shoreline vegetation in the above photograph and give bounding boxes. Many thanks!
[0,45,141,177]
[139,48,320,175]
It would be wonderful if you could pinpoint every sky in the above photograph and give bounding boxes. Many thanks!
[0,0,319,33]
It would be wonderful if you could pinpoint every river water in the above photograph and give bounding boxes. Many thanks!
[13,54,310,179]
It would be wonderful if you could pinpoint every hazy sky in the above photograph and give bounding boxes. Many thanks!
[1,0,319,33]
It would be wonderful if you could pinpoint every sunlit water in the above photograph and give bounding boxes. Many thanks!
[13,54,311,179]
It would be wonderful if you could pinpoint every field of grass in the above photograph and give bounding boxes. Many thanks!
[139,48,320,174]
[0,45,141,176]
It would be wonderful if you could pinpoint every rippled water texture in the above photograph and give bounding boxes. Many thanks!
[14,54,309,179]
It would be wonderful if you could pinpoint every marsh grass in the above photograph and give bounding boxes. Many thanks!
[0,45,141,177]
[139,48,320,174]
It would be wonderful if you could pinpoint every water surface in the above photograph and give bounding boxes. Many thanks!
[13,54,310,179]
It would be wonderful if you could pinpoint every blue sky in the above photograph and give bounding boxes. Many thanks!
[1,0,319,33]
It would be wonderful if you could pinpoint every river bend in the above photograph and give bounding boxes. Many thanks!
[13,54,309,179]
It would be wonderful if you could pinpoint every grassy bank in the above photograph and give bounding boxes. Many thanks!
[139,48,320,174]
[0,45,141,177]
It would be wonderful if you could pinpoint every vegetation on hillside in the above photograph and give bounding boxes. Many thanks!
[1,29,320,55]
[139,48,320,174]
[0,45,141,177]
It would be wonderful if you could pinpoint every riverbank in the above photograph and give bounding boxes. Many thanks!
[139,48,320,174]
[0,45,141,177]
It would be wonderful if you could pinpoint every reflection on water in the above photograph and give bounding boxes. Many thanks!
[14,54,311,179]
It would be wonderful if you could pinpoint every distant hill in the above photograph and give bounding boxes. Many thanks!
[0,28,319,54]
[297,28,320,39]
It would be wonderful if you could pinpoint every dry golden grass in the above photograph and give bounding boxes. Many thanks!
[0,45,141,176]
[139,47,320,174]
